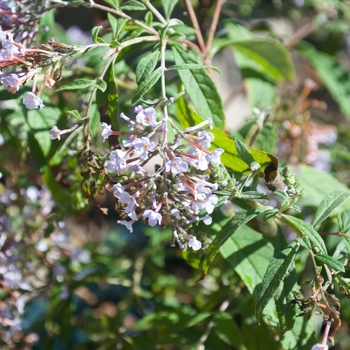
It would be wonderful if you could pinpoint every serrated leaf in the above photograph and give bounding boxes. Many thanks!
[282,215,327,254]
[176,96,279,176]
[256,241,300,321]
[56,78,106,92]
[235,138,255,165]
[312,191,350,230]
[132,67,162,104]
[121,0,146,11]
[315,254,345,272]
[297,42,350,117]
[214,312,247,350]
[162,0,178,20]
[172,46,225,130]
[168,64,221,74]
[202,206,271,274]
[136,51,160,85]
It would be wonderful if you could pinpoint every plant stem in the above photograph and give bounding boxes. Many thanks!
[204,0,222,59]
[142,0,167,25]
[184,0,206,52]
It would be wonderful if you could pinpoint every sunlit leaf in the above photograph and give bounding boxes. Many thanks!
[172,46,225,130]
[312,191,350,230]
[176,96,279,176]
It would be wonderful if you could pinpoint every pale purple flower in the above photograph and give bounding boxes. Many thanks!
[106,149,127,173]
[143,209,162,226]
[205,194,218,214]
[23,92,44,110]
[170,208,180,218]
[123,136,134,148]
[112,183,124,197]
[133,137,156,159]
[118,219,134,232]
[136,107,157,127]
[128,210,138,220]
[197,131,214,149]
[120,193,138,213]
[193,183,212,200]
[166,157,188,176]
[206,148,224,164]
[188,237,202,251]
[197,151,210,171]
[203,216,212,225]
[49,126,61,140]
[311,345,328,350]
[1,73,20,92]
[101,122,112,141]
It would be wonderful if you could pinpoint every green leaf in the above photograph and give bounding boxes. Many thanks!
[235,138,255,166]
[282,215,327,254]
[297,43,350,117]
[132,67,162,104]
[168,64,221,74]
[56,78,107,92]
[332,239,350,261]
[172,46,225,130]
[202,206,271,274]
[136,50,160,85]
[121,0,146,11]
[220,225,274,296]
[176,96,279,176]
[161,0,178,20]
[214,312,247,350]
[107,13,118,39]
[103,0,119,9]
[232,39,295,81]
[91,26,106,44]
[312,191,350,230]
[264,209,279,221]
[240,191,269,200]
[96,58,119,129]
[296,165,350,211]
[281,316,316,350]
[67,109,83,120]
[315,254,345,272]
[256,241,300,322]
[337,212,349,232]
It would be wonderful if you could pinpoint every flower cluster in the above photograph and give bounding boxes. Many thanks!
[102,106,224,251]
[0,23,81,111]
[0,184,92,345]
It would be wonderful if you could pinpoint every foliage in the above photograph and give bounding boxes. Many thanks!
[1,1,350,349]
